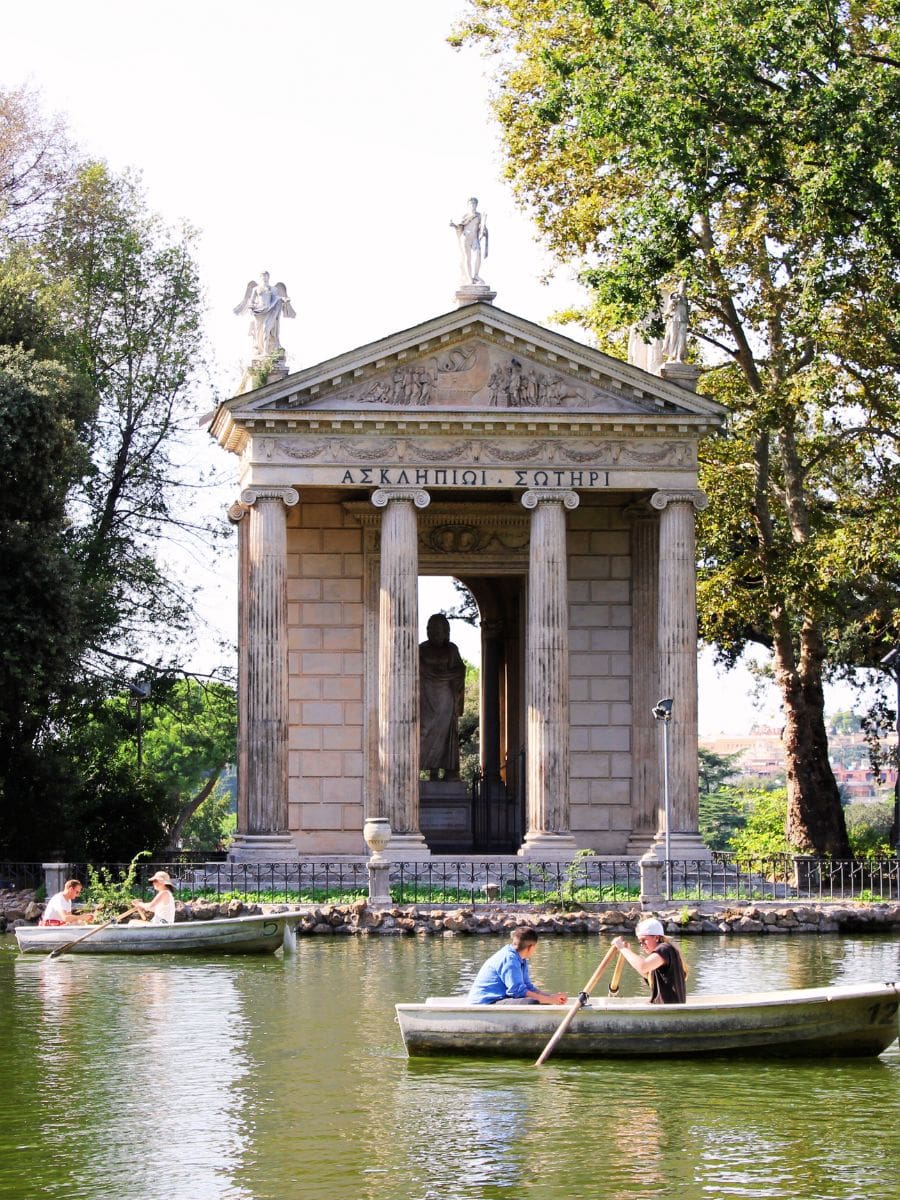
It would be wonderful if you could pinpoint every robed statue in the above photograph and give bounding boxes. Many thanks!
[419,613,466,781]
[234,271,296,357]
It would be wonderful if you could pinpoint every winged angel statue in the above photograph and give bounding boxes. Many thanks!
[233,272,296,357]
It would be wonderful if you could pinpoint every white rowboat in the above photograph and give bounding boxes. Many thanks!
[15,912,301,956]
[396,981,900,1059]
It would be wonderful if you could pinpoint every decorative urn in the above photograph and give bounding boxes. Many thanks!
[363,817,392,861]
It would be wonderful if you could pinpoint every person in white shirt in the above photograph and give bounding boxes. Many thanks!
[41,879,89,926]
[133,871,177,924]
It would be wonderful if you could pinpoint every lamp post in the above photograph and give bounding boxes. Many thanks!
[652,697,674,899]
[129,680,152,769]
[878,648,900,856]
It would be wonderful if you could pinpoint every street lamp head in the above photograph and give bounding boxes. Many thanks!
[652,697,674,722]
[880,647,900,670]
[129,680,152,699]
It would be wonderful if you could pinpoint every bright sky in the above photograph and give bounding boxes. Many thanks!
[0,0,866,735]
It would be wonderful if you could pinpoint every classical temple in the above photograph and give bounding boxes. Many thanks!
[210,280,725,862]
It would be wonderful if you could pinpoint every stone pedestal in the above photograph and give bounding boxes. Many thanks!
[660,360,701,392]
[42,863,69,897]
[419,780,473,852]
[367,858,392,906]
[455,284,496,307]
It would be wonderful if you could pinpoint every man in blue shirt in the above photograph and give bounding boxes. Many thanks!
[467,927,568,1005]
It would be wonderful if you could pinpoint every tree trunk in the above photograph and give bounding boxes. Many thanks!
[774,621,850,856]
[165,769,221,850]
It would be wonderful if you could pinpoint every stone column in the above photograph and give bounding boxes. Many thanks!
[372,486,431,858]
[229,485,299,863]
[518,488,579,859]
[647,489,710,859]
[627,506,660,854]
[228,499,251,841]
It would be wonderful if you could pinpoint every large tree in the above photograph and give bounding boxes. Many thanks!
[0,90,232,859]
[455,0,900,854]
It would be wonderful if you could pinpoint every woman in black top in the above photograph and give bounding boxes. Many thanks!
[612,918,688,1004]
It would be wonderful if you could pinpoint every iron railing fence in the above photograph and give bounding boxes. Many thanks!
[668,856,900,902]
[62,860,371,904]
[392,858,641,904]
[3,855,898,907]
[0,862,43,890]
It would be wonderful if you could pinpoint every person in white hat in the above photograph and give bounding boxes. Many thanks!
[133,871,177,925]
[611,918,688,1004]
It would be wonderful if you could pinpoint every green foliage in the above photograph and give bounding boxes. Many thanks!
[728,788,794,859]
[698,747,741,794]
[85,850,151,921]
[457,662,481,784]
[179,785,236,852]
[454,0,900,855]
[0,96,230,859]
[699,788,749,852]
[844,800,894,858]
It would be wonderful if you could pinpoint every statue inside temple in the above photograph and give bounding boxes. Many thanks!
[419,613,466,781]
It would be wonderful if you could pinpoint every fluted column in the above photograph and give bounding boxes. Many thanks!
[627,505,660,854]
[229,485,298,862]
[648,489,710,859]
[519,488,579,859]
[372,486,431,858]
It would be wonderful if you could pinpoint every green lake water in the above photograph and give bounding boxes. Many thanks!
[1,931,898,1200]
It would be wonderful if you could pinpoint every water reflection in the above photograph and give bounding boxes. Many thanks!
[2,934,899,1200]
[11,956,255,1199]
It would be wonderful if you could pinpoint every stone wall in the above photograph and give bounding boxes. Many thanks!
[286,490,366,854]
[4,889,898,937]
[567,495,634,851]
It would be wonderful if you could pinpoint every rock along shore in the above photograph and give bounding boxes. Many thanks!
[3,890,899,937]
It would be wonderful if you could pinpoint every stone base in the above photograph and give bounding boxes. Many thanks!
[420,780,473,852]
[659,360,701,392]
[385,832,432,860]
[228,833,296,864]
[455,284,496,308]
[626,833,657,857]
[517,830,580,861]
[643,830,712,861]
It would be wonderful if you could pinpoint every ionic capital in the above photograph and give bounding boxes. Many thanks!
[520,488,580,511]
[228,500,250,524]
[240,486,300,509]
[371,487,431,510]
[650,489,708,513]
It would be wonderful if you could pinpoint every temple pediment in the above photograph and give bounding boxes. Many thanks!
[216,303,725,425]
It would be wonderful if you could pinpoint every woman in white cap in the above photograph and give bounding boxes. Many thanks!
[133,871,177,925]
[612,918,688,1004]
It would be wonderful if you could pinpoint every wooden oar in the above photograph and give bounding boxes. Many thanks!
[46,907,139,960]
[535,945,619,1066]
[607,951,626,997]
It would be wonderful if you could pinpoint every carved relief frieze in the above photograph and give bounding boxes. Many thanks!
[279,338,669,414]
[267,432,695,470]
